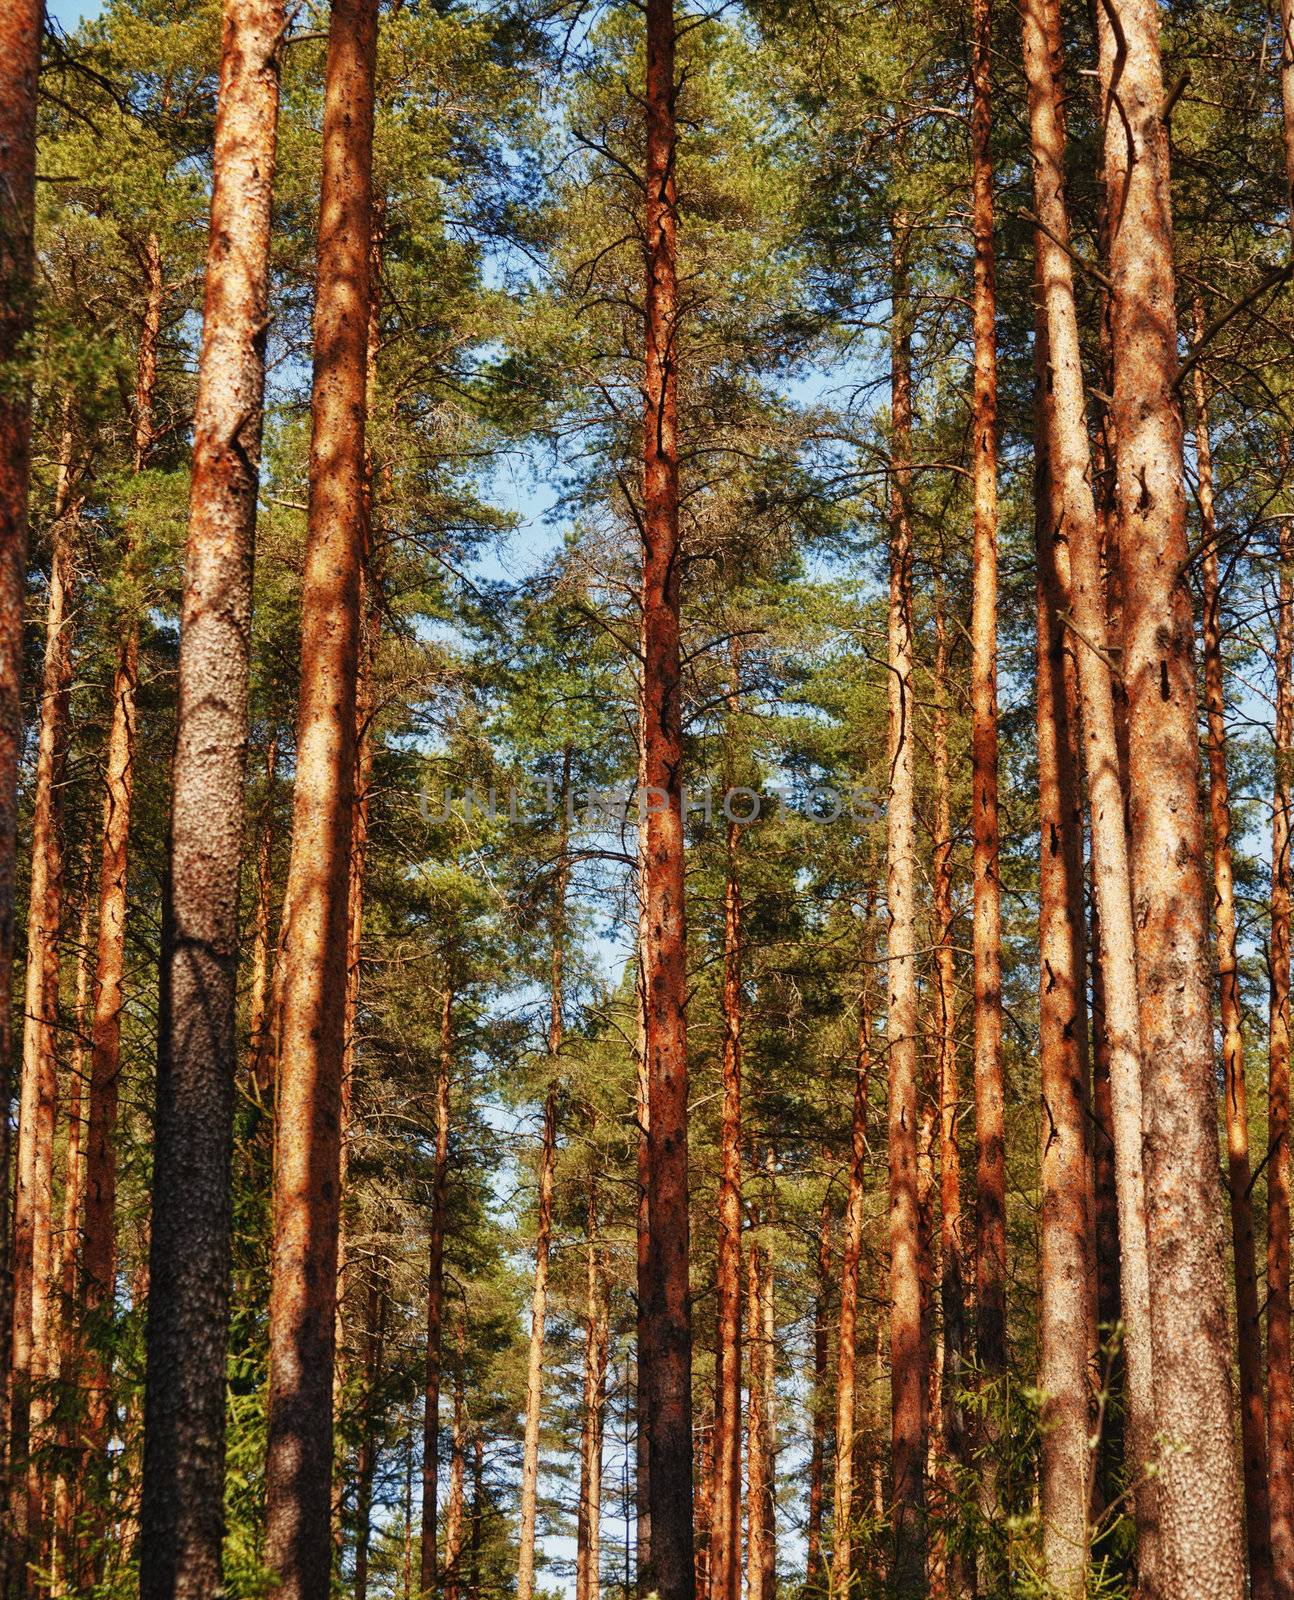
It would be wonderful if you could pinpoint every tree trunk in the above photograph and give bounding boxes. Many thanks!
[1022,1,1163,1587]
[468,1433,485,1600]
[9,449,77,1577]
[444,1354,467,1600]
[930,581,967,1597]
[421,979,454,1596]
[709,811,743,1600]
[639,0,694,1594]
[263,1,377,1592]
[1034,316,1093,1594]
[138,9,284,1594]
[516,1082,558,1600]
[577,1181,609,1600]
[805,1198,832,1593]
[886,209,927,1597]
[1095,0,1247,1592]
[830,1000,872,1600]
[968,0,1006,1413]
[1270,510,1294,1600]
[1189,296,1273,1600]
[248,738,278,1101]
[745,1230,769,1600]
[0,5,42,1431]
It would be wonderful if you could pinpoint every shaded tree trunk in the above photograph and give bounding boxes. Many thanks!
[263,0,377,1592]
[639,0,694,1595]
[248,738,278,1101]
[805,1199,832,1593]
[886,209,928,1597]
[353,1274,388,1600]
[1096,0,1247,1591]
[444,1353,467,1600]
[139,7,284,1592]
[577,1181,609,1600]
[421,980,454,1596]
[1190,295,1273,1600]
[0,3,42,1433]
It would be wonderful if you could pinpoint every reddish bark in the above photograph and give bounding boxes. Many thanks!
[0,6,42,1420]
[1270,511,1294,1597]
[263,1,377,1592]
[805,1197,832,1592]
[9,451,77,1573]
[886,212,928,1596]
[744,1229,773,1600]
[1190,297,1273,1600]
[1096,0,1247,1591]
[639,0,694,1594]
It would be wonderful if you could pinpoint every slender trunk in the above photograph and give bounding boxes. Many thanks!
[887,211,927,1596]
[805,1199,832,1593]
[468,1434,485,1600]
[577,1184,609,1600]
[830,1000,872,1600]
[0,6,42,1436]
[516,1083,558,1600]
[263,1,377,1591]
[1096,0,1247,1591]
[1022,0,1162,1586]
[709,815,743,1600]
[745,1229,768,1600]
[968,0,1006,1408]
[353,1276,387,1600]
[1270,510,1294,1597]
[640,0,694,1594]
[444,1355,467,1600]
[1190,297,1273,1600]
[421,981,454,1595]
[1034,321,1093,1594]
[140,8,283,1591]
[10,456,77,1574]
[931,584,968,1598]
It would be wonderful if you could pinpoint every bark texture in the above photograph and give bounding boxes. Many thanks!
[421,981,454,1596]
[140,7,284,1595]
[1097,0,1247,1591]
[263,1,377,1592]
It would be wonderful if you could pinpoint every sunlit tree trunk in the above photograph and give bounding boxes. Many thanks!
[805,1198,832,1593]
[887,208,927,1597]
[577,1180,609,1600]
[1095,0,1247,1591]
[744,1229,771,1600]
[1189,295,1273,1600]
[444,1352,467,1600]
[263,1,377,1592]
[353,1274,387,1600]
[10,440,78,1574]
[639,0,694,1593]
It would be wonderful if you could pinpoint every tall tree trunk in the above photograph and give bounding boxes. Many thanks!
[930,583,967,1598]
[830,997,872,1600]
[263,1,377,1592]
[1270,511,1294,1600]
[1095,1,1247,1592]
[1189,296,1273,1600]
[744,1229,769,1600]
[421,979,454,1595]
[639,0,694,1594]
[805,1198,832,1594]
[1033,313,1093,1595]
[709,814,743,1600]
[139,7,284,1592]
[468,1433,484,1600]
[516,1083,558,1600]
[0,5,42,1435]
[968,0,1006,1412]
[248,738,278,1101]
[886,209,928,1597]
[1022,2,1162,1587]
[9,448,78,1577]
[577,1181,609,1600]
